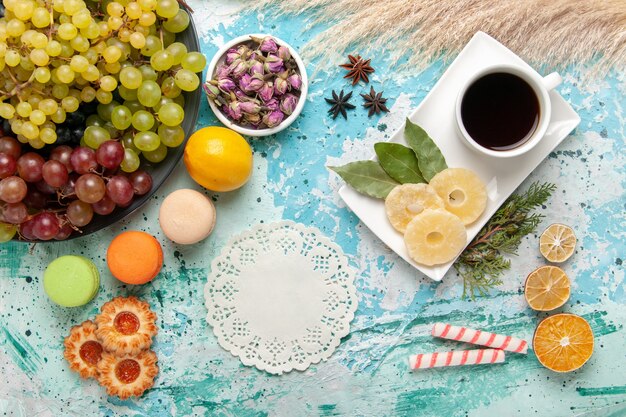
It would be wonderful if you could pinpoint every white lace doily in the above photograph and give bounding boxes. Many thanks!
[204,221,358,375]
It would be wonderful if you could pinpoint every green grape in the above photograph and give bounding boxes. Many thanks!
[59,41,75,58]
[119,66,143,89]
[0,222,17,243]
[129,32,146,49]
[140,35,161,57]
[163,9,190,33]
[29,138,46,149]
[4,50,20,67]
[97,101,120,121]
[69,55,89,72]
[123,100,146,113]
[98,21,111,37]
[83,126,111,149]
[121,148,140,173]
[155,0,179,18]
[83,65,100,81]
[153,96,172,112]
[38,98,58,115]
[181,52,207,73]
[118,85,138,101]
[80,86,97,103]
[158,124,184,147]
[6,19,26,37]
[143,143,167,163]
[57,65,75,83]
[96,89,113,104]
[32,7,52,28]
[138,0,157,11]
[102,45,122,63]
[150,50,173,71]
[138,12,157,27]
[158,102,184,126]
[131,110,154,131]
[40,127,57,144]
[83,48,99,64]
[0,103,15,119]
[107,1,125,17]
[103,122,121,139]
[161,30,175,48]
[29,109,46,125]
[138,64,158,81]
[108,16,124,31]
[118,28,132,43]
[137,80,161,107]
[14,0,35,20]
[99,75,118,92]
[33,67,50,83]
[57,23,78,40]
[16,102,32,117]
[111,105,133,130]
[174,69,199,92]
[126,2,142,19]
[70,35,90,52]
[165,42,187,65]
[46,40,62,56]
[81,21,100,39]
[11,120,24,136]
[104,61,121,74]
[121,131,140,152]
[51,108,67,123]
[28,49,48,66]
[161,76,181,99]
[72,9,92,29]
[86,114,106,127]
[31,33,49,49]
[62,96,80,112]
[21,121,39,140]
[52,84,70,100]
[59,14,72,24]
[133,131,160,152]
[64,0,85,15]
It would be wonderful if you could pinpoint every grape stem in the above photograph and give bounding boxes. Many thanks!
[176,0,194,13]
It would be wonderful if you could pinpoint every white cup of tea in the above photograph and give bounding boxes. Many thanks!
[455,64,562,158]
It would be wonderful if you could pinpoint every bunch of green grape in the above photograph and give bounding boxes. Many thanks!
[0,0,205,172]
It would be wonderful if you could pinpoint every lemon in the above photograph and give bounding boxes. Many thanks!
[183,127,253,192]
[539,223,577,263]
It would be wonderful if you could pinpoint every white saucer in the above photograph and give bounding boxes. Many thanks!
[338,31,581,281]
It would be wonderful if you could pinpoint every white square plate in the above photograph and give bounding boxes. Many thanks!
[338,31,581,281]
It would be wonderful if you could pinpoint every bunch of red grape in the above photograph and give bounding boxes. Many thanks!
[0,131,153,241]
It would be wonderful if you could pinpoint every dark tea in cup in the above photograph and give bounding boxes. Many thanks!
[460,73,539,151]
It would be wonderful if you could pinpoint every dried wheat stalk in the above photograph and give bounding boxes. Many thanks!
[253,0,626,76]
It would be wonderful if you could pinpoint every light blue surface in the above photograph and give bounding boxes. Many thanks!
[1,2,625,416]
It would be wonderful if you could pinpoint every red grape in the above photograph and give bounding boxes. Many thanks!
[1,202,28,224]
[32,211,60,241]
[92,195,115,215]
[66,200,93,227]
[0,136,21,160]
[129,170,153,195]
[42,160,69,188]
[96,140,124,169]
[50,145,74,172]
[70,147,98,175]
[0,176,27,203]
[36,180,57,195]
[20,218,36,240]
[0,153,17,178]
[55,223,74,240]
[106,175,134,205]
[60,173,79,198]
[16,152,45,183]
[23,187,47,209]
[75,173,106,203]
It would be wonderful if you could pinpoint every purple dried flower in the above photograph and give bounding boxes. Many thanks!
[203,82,219,99]
[263,55,284,74]
[239,101,261,115]
[228,59,248,78]
[277,46,291,61]
[280,93,298,115]
[233,88,248,100]
[262,110,284,128]
[258,82,274,102]
[249,60,264,75]
[244,112,261,125]
[239,73,264,93]
[287,73,302,90]
[225,48,240,65]
[215,64,230,79]
[264,98,279,111]
[216,78,236,93]
[257,36,278,53]
[223,103,242,121]
[274,76,289,96]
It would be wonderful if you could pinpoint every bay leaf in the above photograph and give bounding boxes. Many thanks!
[329,161,399,199]
[374,142,425,184]
[404,118,447,181]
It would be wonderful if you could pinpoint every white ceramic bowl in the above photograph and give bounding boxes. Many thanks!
[205,34,308,137]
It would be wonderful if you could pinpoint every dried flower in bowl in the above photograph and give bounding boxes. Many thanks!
[205,35,305,132]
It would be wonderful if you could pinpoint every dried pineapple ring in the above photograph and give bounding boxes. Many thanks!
[95,296,157,356]
[385,183,444,233]
[404,209,467,266]
[64,320,103,379]
[429,168,487,225]
[97,350,159,400]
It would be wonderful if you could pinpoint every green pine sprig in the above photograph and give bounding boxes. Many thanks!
[455,182,556,299]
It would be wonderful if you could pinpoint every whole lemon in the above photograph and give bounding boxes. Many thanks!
[183,127,253,192]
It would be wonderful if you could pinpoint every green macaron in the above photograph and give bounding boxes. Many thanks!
[43,255,100,307]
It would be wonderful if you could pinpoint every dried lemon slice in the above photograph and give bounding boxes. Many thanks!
[533,313,594,373]
[385,184,444,233]
[524,266,570,311]
[404,209,467,266]
[429,168,487,225]
[540,223,577,263]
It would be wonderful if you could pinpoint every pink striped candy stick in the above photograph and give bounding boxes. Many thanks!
[408,349,505,370]
[431,323,528,354]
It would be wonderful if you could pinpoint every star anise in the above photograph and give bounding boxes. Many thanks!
[339,55,374,86]
[325,90,356,119]
[361,87,389,117]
